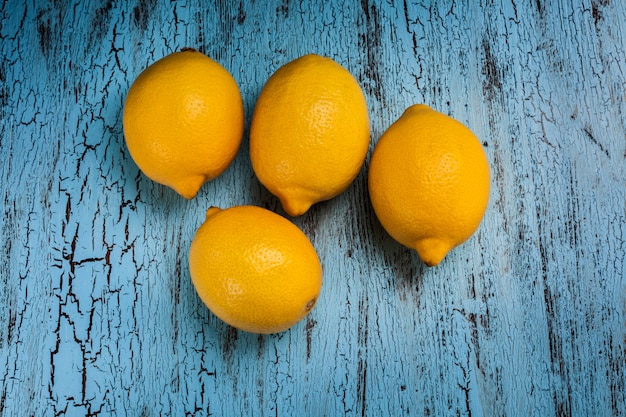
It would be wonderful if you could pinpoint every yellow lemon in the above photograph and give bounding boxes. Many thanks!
[123,48,244,199]
[249,54,370,216]
[368,104,490,266]
[188,205,322,334]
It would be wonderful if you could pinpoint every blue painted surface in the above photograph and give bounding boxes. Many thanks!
[1,1,625,416]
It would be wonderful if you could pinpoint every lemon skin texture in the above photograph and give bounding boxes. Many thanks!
[123,49,244,199]
[368,104,490,266]
[188,205,323,334]
[250,54,370,216]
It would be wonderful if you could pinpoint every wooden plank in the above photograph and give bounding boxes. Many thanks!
[0,0,624,416]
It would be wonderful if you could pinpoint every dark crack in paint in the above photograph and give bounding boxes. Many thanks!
[591,0,611,27]
[305,317,316,360]
[133,0,156,32]
[356,293,369,417]
[359,0,385,103]
[36,16,52,56]
[481,36,502,102]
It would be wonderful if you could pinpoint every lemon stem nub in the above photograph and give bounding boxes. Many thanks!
[206,206,222,220]
[305,297,317,312]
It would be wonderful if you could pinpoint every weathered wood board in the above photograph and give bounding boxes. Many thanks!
[1,1,624,416]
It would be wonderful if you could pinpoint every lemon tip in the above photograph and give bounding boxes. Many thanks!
[280,196,313,217]
[414,238,453,267]
[170,174,207,199]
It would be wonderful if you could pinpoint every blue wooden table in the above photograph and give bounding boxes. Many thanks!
[1,1,625,416]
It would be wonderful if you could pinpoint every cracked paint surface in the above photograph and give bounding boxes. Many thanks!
[1,1,625,416]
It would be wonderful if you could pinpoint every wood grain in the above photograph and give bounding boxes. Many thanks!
[1,1,624,416]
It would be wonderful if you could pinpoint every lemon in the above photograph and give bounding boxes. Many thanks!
[368,104,490,266]
[249,54,370,216]
[188,205,322,334]
[123,48,244,199]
